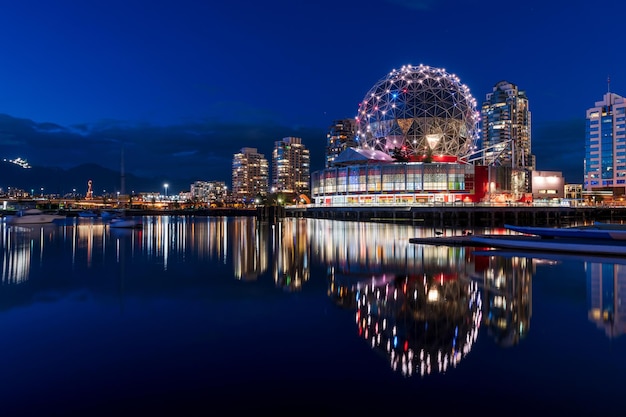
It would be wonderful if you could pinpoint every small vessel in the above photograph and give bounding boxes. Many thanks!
[6,208,66,225]
[106,147,141,230]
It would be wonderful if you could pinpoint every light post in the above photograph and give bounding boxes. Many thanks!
[164,183,169,199]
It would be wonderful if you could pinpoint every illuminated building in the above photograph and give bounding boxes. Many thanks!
[531,171,565,200]
[311,64,487,205]
[480,81,535,197]
[272,137,310,195]
[232,147,269,203]
[190,180,228,204]
[584,84,626,197]
[325,118,356,168]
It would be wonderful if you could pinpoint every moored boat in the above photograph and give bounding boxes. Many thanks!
[6,208,66,225]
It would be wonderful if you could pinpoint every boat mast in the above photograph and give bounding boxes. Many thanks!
[120,145,125,196]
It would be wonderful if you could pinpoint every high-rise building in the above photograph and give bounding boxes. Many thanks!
[272,137,310,195]
[481,81,535,196]
[232,147,268,203]
[584,89,626,194]
[326,119,356,168]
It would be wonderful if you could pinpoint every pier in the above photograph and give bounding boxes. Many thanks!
[283,204,626,227]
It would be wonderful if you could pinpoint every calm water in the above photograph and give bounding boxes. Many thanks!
[1,216,625,416]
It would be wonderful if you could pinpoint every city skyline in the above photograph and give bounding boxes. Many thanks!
[1,0,625,190]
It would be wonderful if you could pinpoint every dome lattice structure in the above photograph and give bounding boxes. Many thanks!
[355,64,479,160]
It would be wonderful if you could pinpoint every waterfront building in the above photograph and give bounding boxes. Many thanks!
[481,81,535,197]
[325,119,356,168]
[564,183,583,205]
[190,180,228,205]
[271,137,310,196]
[531,171,565,202]
[311,64,486,206]
[232,147,269,204]
[584,86,626,200]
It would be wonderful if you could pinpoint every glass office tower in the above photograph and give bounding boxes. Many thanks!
[585,91,626,194]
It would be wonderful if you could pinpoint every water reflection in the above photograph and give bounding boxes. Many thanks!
[475,253,533,347]
[586,260,626,338]
[1,217,624,355]
[335,271,482,377]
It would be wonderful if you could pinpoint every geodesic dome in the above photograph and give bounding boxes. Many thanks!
[355,64,479,161]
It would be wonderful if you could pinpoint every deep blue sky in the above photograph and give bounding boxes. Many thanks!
[0,0,624,191]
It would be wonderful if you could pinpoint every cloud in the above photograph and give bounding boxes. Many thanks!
[0,113,585,193]
[0,114,327,188]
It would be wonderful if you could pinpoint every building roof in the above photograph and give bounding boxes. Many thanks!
[333,147,395,165]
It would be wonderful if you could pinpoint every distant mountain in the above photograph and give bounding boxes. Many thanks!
[0,160,193,196]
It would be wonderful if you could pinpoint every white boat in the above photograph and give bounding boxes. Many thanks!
[6,209,66,225]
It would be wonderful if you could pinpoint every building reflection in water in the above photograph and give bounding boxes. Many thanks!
[273,219,309,291]
[356,273,481,378]
[586,260,626,338]
[475,253,533,347]
[2,217,626,344]
[1,225,34,284]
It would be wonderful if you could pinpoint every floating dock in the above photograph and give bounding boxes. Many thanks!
[409,234,626,256]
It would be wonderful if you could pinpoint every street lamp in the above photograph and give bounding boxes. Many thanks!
[164,183,169,198]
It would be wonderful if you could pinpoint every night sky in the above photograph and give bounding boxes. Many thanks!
[0,0,623,192]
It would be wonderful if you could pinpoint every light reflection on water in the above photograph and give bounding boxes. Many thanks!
[3,216,624,343]
[0,215,625,414]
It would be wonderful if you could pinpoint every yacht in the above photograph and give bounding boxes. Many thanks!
[6,209,66,225]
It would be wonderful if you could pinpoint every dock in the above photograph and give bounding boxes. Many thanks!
[409,234,626,256]
[286,204,626,227]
